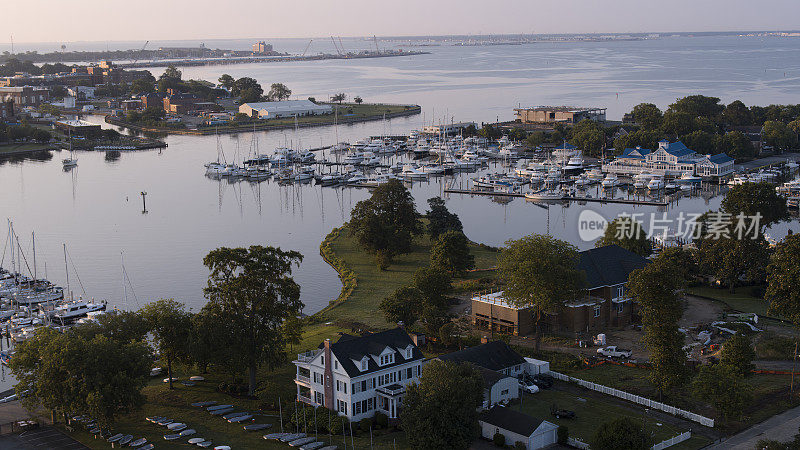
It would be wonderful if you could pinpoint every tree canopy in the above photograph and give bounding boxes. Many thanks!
[692,363,752,421]
[11,328,151,428]
[140,299,192,390]
[349,179,422,266]
[591,417,650,450]
[595,216,652,257]
[401,361,484,450]
[721,182,789,228]
[203,245,304,396]
[720,333,755,376]
[766,234,800,326]
[425,196,463,239]
[430,230,475,276]
[498,234,584,349]
[631,103,663,130]
[267,83,291,101]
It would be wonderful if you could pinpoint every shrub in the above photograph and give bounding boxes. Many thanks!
[493,431,505,447]
[557,426,569,445]
[515,441,526,450]
[359,418,372,432]
[374,411,388,429]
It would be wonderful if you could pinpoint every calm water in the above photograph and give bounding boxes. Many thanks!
[1,35,799,317]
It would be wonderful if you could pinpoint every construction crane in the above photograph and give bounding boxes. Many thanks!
[130,40,149,66]
[301,39,313,57]
[337,36,346,55]
[330,36,342,56]
[372,35,380,54]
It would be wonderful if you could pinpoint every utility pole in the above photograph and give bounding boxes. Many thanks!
[140,191,148,214]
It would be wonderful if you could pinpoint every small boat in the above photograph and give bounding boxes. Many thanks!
[164,434,182,440]
[138,444,155,450]
[244,424,272,432]
[167,422,186,431]
[210,407,235,415]
[214,446,231,450]
[228,414,253,423]
[197,442,214,448]
[188,437,205,444]
[118,435,133,445]
[222,412,248,420]
[130,438,147,446]
[525,190,564,201]
[647,176,665,190]
[189,376,205,382]
[280,433,307,442]
[601,173,620,188]
[677,171,702,184]
[264,433,290,440]
[207,404,233,411]
[191,401,216,407]
[108,433,124,442]
[180,429,197,436]
[300,442,326,450]
[62,158,78,168]
[289,437,317,447]
[149,368,162,377]
[156,418,173,426]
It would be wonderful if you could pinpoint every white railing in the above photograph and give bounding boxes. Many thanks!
[296,349,320,363]
[550,371,714,427]
[568,437,590,449]
[296,374,310,384]
[652,431,691,450]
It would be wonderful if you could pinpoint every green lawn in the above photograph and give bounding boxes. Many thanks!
[513,388,702,447]
[0,143,54,154]
[317,225,499,328]
[687,286,769,316]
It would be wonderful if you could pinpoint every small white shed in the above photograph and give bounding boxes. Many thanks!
[479,406,558,449]
[524,357,550,375]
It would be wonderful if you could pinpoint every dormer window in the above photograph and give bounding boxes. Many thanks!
[361,358,368,370]
[379,353,394,366]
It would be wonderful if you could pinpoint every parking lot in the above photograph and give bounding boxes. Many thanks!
[0,426,88,449]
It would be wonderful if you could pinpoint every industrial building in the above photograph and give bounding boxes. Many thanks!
[514,106,606,124]
[240,100,332,119]
[0,86,50,112]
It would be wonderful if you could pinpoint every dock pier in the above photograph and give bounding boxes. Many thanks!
[443,188,669,206]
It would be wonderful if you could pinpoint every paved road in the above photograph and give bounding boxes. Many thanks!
[0,426,88,449]
[707,404,800,449]
[735,152,800,171]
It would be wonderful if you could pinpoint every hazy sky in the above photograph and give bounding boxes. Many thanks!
[5,0,800,44]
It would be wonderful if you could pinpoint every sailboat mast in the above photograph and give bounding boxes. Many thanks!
[32,231,36,282]
[64,244,70,301]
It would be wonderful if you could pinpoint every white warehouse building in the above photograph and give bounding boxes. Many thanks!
[239,100,332,119]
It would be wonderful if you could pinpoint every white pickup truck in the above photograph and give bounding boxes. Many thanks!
[596,346,632,358]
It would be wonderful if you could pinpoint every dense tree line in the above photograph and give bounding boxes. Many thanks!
[0,123,52,143]
[0,59,72,76]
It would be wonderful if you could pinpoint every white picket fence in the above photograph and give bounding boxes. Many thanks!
[652,431,692,450]
[550,371,714,427]
[569,431,691,450]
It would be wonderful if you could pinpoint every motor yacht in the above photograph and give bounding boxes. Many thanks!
[601,173,620,188]
[647,176,665,190]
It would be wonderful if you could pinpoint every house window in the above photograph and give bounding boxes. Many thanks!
[617,285,624,299]
[593,305,601,318]
[361,359,368,370]
[334,361,339,370]
[321,356,324,365]
[337,399,347,415]
[406,347,413,359]
[407,367,413,379]
[314,391,324,404]
[514,365,521,372]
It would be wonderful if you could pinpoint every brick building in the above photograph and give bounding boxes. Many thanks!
[0,86,50,111]
[471,245,649,335]
[0,100,13,120]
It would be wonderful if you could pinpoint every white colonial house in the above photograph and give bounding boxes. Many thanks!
[602,140,734,177]
[293,328,424,422]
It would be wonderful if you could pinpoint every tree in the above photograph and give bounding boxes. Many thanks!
[267,83,291,101]
[331,93,346,103]
[700,230,771,290]
[692,363,752,421]
[631,103,663,129]
[401,361,484,450]
[11,327,150,428]
[130,76,155,95]
[722,131,756,159]
[569,119,605,156]
[161,65,182,81]
[722,100,752,126]
[73,310,150,344]
[762,120,798,152]
[595,216,652,257]
[661,111,696,136]
[431,231,475,276]
[498,235,584,350]
[349,179,422,266]
[203,245,304,396]
[354,96,363,104]
[140,299,192,390]
[526,131,547,148]
[426,197,463,239]
[667,95,724,120]
[157,65,182,92]
[720,334,755,376]
[231,77,263,99]
[682,130,721,155]
[766,234,800,325]
[721,182,789,228]
[218,74,235,89]
[627,252,690,394]
[380,286,422,326]
[413,265,452,333]
[590,417,650,450]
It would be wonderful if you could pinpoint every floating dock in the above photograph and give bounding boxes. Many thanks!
[443,188,668,206]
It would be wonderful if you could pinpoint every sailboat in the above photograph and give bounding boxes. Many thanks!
[62,129,78,168]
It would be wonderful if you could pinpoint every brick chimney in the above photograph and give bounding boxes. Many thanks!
[323,339,333,410]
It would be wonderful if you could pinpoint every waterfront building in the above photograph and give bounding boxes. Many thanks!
[293,328,423,421]
[514,106,606,124]
[240,100,333,119]
[54,119,102,135]
[602,140,734,177]
[0,86,50,112]
[252,41,274,54]
[421,122,478,135]
[471,245,648,335]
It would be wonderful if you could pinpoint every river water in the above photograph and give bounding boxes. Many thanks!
[1,35,799,318]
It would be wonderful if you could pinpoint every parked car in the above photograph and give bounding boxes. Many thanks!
[550,405,576,419]
[596,345,633,358]
[532,374,554,389]
[519,380,540,394]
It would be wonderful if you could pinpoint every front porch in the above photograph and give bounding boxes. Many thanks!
[376,384,405,420]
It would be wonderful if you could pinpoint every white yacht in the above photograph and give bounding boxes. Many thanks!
[54,299,107,323]
[563,156,585,173]
[343,152,364,165]
[633,173,653,189]
[647,176,665,190]
[586,168,604,181]
[401,164,430,180]
[677,171,702,184]
[601,173,620,188]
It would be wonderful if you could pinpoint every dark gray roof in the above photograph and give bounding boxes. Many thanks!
[479,406,544,437]
[475,365,508,389]
[578,245,649,288]
[438,341,525,372]
[321,328,422,378]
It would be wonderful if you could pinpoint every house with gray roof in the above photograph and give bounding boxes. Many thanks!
[479,406,559,449]
[292,328,423,421]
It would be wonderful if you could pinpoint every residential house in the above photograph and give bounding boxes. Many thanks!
[471,245,649,335]
[474,365,520,407]
[0,100,13,120]
[478,406,559,450]
[293,328,424,422]
[437,340,527,377]
[602,140,735,178]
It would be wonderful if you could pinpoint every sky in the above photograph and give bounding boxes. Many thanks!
[4,0,800,45]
